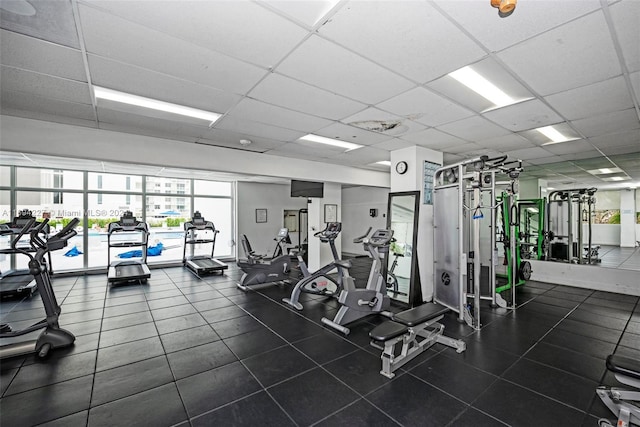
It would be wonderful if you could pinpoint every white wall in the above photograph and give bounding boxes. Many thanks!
[620,190,636,247]
[341,186,389,255]
[589,224,621,246]
[236,182,306,256]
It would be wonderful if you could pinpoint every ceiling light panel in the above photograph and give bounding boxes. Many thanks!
[298,134,363,151]
[587,167,623,175]
[519,122,581,145]
[427,57,533,113]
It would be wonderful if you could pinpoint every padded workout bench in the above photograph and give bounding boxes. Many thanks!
[596,354,640,427]
[369,303,466,378]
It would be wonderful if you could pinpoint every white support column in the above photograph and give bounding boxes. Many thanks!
[390,146,443,302]
[620,189,636,248]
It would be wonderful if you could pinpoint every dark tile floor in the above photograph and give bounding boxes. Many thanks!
[1,258,638,427]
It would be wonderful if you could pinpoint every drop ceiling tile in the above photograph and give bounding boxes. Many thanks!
[199,129,287,152]
[526,156,565,165]
[329,146,392,166]
[85,1,307,68]
[589,129,640,149]
[631,71,640,101]
[248,73,366,120]
[97,108,208,140]
[542,140,596,156]
[599,143,640,156]
[571,108,640,138]
[436,116,511,141]
[475,134,535,150]
[0,29,86,81]
[313,122,391,146]
[261,147,326,162]
[97,99,213,127]
[444,143,482,155]
[443,153,464,165]
[261,1,340,27]
[545,76,634,120]
[502,146,554,160]
[267,141,342,159]
[497,11,621,96]
[376,87,474,127]
[318,1,485,83]
[484,99,563,132]
[0,0,80,48]
[0,65,91,104]
[609,0,640,72]
[371,138,415,151]
[433,0,601,52]
[399,128,468,149]
[215,116,304,143]
[276,35,414,104]
[88,55,241,114]
[342,108,427,138]
[0,107,97,129]
[226,97,332,133]
[79,5,266,95]
[98,121,196,144]
[1,89,95,121]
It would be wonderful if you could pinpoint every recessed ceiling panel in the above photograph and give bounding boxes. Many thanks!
[544,76,634,121]
[329,146,392,166]
[312,122,391,146]
[371,138,415,152]
[628,71,639,104]
[427,56,534,113]
[519,123,582,145]
[97,108,208,140]
[0,107,97,128]
[433,0,600,52]
[609,0,640,73]
[1,89,95,121]
[88,55,242,114]
[475,134,535,151]
[436,115,511,141]
[261,1,340,27]
[318,1,485,83]
[589,129,640,150]
[215,116,304,143]
[78,5,266,95]
[276,35,414,105]
[376,87,474,127]
[483,99,563,132]
[600,144,640,156]
[497,11,621,96]
[0,0,80,48]
[85,1,308,68]
[445,142,482,155]
[502,146,553,160]
[542,140,595,156]
[571,109,640,138]
[204,128,288,152]
[0,29,86,81]
[248,73,366,120]
[1,65,91,104]
[400,128,468,149]
[227,97,332,133]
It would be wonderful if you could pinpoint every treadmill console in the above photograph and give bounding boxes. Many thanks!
[317,222,342,242]
[369,229,393,246]
[277,228,289,239]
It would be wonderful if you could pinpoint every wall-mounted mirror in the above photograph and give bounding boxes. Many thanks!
[385,191,421,307]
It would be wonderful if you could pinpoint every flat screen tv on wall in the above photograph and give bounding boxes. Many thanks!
[291,180,324,198]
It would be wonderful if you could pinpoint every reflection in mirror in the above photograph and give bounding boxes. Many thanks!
[385,191,420,306]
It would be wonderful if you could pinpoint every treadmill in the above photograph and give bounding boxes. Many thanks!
[107,211,151,284]
[0,211,51,298]
[183,211,228,276]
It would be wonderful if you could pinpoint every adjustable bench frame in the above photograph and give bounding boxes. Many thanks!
[597,354,640,427]
[369,303,466,379]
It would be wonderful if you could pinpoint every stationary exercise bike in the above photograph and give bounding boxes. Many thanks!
[385,240,407,297]
[321,227,394,335]
[237,228,305,290]
[282,222,352,310]
[0,217,79,359]
[597,354,640,427]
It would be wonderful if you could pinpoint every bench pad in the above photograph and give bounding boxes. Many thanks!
[369,321,408,342]
[607,354,640,381]
[392,303,450,327]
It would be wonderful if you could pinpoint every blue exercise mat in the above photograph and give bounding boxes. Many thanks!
[117,242,163,258]
[64,246,83,257]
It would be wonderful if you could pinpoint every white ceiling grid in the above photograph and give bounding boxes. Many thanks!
[0,0,638,189]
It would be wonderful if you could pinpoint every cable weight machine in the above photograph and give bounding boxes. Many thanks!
[433,155,525,330]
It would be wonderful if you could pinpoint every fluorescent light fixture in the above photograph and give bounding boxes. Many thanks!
[375,161,391,166]
[298,134,363,151]
[93,86,222,125]
[602,176,629,182]
[587,167,623,175]
[536,125,573,144]
[448,66,515,108]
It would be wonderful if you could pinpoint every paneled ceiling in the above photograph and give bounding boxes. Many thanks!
[1,0,639,189]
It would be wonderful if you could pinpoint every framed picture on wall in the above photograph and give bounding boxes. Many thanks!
[324,204,337,223]
[255,208,267,223]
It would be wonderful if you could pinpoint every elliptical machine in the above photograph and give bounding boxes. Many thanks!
[237,228,304,290]
[282,222,353,310]
[321,228,394,335]
[0,217,79,359]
